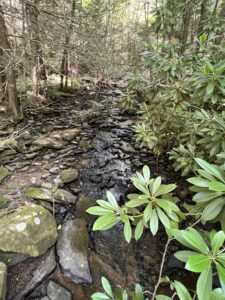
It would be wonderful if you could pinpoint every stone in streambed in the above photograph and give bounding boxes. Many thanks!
[0,168,9,184]
[32,136,66,149]
[60,168,79,183]
[0,196,9,209]
[0,262,7,300]
[14,248,56,300]
[53,189,77,204]
[47,280,72,300]
[26,187,52,201]
[57,219,92,284]
[0,204,57,257]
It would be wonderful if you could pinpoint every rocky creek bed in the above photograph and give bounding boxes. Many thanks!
[0,88,189,299]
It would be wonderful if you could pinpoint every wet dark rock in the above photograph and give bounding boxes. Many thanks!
[13,248,56,300]
[57,219,92,285]
[47,280,72,300]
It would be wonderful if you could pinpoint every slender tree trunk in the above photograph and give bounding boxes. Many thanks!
[0,8,22,123]
[60,0,76,90]
[198,0,209,36]
[26,0,47,95]
[180,1,192,52]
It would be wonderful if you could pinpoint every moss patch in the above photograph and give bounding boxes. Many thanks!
[0,168,9,184]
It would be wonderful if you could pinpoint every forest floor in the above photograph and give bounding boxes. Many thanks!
[0,87,193,299]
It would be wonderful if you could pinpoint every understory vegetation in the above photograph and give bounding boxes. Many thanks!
[0,0,225,299]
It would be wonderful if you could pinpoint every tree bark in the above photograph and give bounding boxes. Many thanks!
[0,7,22,123]
[26,0,47,95]
[60,0,76,90]
[198,0,209,36]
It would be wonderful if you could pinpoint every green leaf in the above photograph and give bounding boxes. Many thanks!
[174,250,199,262]
[206,82,215,95]
[152,177,162,195]
[209,288,225,300]
[209,182,225,192]
[155,184,177,196]
[156,296,172,300]
[101,277,113,297]
[125,199,149,208]
[143,203,153,222]
[106,191,118,210]
[157,207,170,229]
[86,206,113,215]
[216,262,225,285]
[150,209,158,236]
[135,220,144,240]
[173,280,192,300]
[91,292,110,300]
[197,266,212,300]
[195,158,225,183]
[187,177,210,187]
[96,200,115,210]
[202,198,224,221]
[183,228,209,254]
[157,199,179,213]
[124,221,132,243]
[193,191,222,203]
[93,214,120,231]
[185,254,211,272]
[211,231,225,253]
[143,165,150,182]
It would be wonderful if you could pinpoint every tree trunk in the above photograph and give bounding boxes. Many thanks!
[180,1,192,52]
[60,0,76,90]
[0,8,22,123]
[198,0,209,36]
[26,0,47,95]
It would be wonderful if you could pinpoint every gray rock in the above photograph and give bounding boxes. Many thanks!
[53,189,77,204]
[47,281,72,300]
[14,248,56,300]
[49,167,60,174]
[57,219,92,284]
[60,168,79,183]
[0,262,7,300]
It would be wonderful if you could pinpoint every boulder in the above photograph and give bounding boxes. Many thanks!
[26,187,52,201]
[60,168,79,183]
[47,281,72,300]
[53,189,77,204]
[0,262,7,300]
[57,219,92,284]
[0,168,9,184]
[0,204,57,257]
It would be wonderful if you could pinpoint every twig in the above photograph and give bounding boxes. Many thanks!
[152,237,172,299]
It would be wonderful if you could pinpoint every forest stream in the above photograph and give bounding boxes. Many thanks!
[0,87,191,299]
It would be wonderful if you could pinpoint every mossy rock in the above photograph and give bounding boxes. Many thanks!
[0,262,7,300]
[0,168,9,184]
[60,168,79,183]
[32,136,66,150]
[0,204,57,257]
[53,189,77,204]
[26,187,52,201]
[0,196,9,209]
